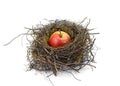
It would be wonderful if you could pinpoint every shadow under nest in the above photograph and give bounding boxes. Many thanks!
[27,19,96,76]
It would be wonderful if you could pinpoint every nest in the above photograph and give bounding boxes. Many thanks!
[27,19,96,76]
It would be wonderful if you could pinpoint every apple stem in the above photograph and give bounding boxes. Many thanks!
[59,30,62,38]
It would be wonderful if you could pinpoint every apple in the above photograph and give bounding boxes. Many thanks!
[48,31,71,48]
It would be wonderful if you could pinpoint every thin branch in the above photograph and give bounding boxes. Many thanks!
[85,18,91,28]
[46,72,55,86]
[80,17,87,24]
[4,33,29,46]
[24,27,40,30]
[47,73,54,77]
[66,71,81,81]
[89,32,100,35]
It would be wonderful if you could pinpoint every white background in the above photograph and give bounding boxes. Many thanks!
[0,0,120,86]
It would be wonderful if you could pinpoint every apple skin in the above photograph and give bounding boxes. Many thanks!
[48,31,71,48]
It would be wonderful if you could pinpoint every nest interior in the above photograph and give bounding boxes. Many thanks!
[27,20,95,75]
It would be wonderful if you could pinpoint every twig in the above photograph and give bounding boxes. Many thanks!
[24,27,40,30]
[85,18,91,28]
[66,71,81,81]
[80,17,87,24]
[4,33,29,46]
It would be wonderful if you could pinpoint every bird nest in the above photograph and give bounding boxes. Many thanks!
[27,19,96,75]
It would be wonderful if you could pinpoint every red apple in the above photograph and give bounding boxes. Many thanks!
[48,31,71,48]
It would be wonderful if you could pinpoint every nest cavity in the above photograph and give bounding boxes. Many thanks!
[27,19,96,75]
